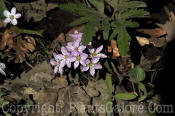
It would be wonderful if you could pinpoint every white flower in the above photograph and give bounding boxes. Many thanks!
[0,63,6,76]
[3,7,21,25]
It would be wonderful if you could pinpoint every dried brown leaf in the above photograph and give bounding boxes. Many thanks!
[137,28,166,38]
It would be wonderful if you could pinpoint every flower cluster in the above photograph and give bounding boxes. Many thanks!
[50,30,107,76]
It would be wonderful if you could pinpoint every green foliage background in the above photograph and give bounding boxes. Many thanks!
[59,0,149,56]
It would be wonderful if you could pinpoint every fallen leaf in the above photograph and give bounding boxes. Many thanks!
[136,36,150,46]
[137,28,166,38]
[108,40,120,58]
[0,27,36,63]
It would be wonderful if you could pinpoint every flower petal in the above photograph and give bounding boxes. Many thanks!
[80,60,86,66]
[74,61,79,69]
[54,67,58,73]
[78,45,86,52]
[71,50,79,57]
[88,48,95,54]
[60,61,66,68]
[0,68,6,76]
[80,53,88,60]
[69,56,76,62]
[85,59,90,65]
[4,18,11,24]
[90,68,95,76]
[11,7,16,15]
[3,10,10,17]
[59,67,63,74]
[50,59,56,66]
[96,45,103,53]
[14,13,21,19]
[74,40,80,48]
[92,57,100,64]
[81,66,89,72]
[61,47,69,55]
[66,61,71,68]
[53,53,63,60]
[0,63,6,69]
[98,53,107,58]
[11,19,17,25]
[94,64,102,69]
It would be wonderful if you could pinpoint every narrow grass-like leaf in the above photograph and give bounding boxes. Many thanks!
[115,93,137,100]
[104,61,113,73]
[106,73,113,94]
[106,100,113,116]
[17,28,43,37]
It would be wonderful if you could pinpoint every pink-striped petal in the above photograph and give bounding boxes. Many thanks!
[54,67,58,73]
[14,13,21,19]
[81,66,89,72]
[11,7,16,15]
[92,57,100,64]
[50,59,56,66]
[61,47,69,55]
[59,67,63,74]
[90,68,95,76]
[94,64,102,69]
[96,45,103,53]
[78,45,86,52]
[74,61,79,69]
[98,53,107,58]
[60,61,66,68]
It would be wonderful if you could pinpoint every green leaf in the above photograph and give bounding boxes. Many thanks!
[104,61,113,73]
[0,90,5,97]
[103,25,110,40]
[69,17,89,26]
[89,0,104,13]
[4,112,12,116]
[58,2,96,17]
[0,100,9,107]
[123,21,139,28]
[109,28,118,40]
[129,66,145,82]
[82,24,96,45]
[106,73,113,94]
[0,0,7,18]
[138,82,147,101]
[17,28,43,37]
[120,9,149,20]
[115,93,137,100]
[106,100,113,116]
[120,1,147,9]
[117,27,131,56]
[105,0,119,9]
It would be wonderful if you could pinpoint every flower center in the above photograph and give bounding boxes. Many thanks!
[92,53,98,57]
[65,55,69,60]
[89,62,94,67]
[76,56,81,61]
[10,15,15,20]
[56,61,60,67]
[75,47,79,51]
